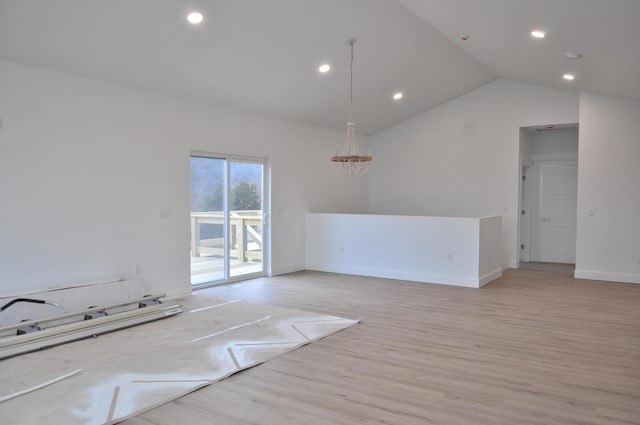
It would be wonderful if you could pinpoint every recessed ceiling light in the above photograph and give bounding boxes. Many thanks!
[393,92,403,101]
[187,12,204,25]
[563,74,575,81]
[531,30,546,39]
[318,64,331,73]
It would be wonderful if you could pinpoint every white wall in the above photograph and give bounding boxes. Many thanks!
[519,128,533,163]
[478,215,502,281]
[368,78,579,268]
[0,60,369,297]
[305,213,502,287]
[530,130,579,162]
[575,91,640,283]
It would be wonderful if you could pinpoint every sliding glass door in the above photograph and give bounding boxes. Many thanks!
[228,161,265,278]
[190,156,226,284]
[190,153,267,286]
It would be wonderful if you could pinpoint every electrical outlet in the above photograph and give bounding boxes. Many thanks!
[339,246,344,254]
[135,265,143,274]
[448,253,454,262]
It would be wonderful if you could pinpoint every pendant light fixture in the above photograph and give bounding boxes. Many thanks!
[331,38,372,175]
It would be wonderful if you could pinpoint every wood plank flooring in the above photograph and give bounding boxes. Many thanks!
[518,262,575,275]
[124,269,640,425]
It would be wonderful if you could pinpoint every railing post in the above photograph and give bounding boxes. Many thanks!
[191,215,200,257]
[235,217,246,263]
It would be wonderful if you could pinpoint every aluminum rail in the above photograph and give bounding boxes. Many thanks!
[0,293,167,335]
[0,302,182,360]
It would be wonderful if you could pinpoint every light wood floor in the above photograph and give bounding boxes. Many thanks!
[519,261,575,276]
[125,269,640,425]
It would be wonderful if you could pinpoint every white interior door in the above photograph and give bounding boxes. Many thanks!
[538,164,577,263]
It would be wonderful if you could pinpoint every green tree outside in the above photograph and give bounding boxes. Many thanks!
[231,181,260,211]
[201,180,260,211]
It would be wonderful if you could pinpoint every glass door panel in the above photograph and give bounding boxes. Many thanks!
[229,161,264,278]
[190,156,226,285]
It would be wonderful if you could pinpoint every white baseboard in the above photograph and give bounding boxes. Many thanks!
[574,270,640,284]
[0,277,124,299]
[271,263,305,276]
[0,279,147,326]
[163,290,193,301]
[305,263,483,288]
[479,268,503,287]
[507,260,519,269]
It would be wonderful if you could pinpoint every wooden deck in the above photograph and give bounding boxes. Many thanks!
[190,256,263,285]
[126,268,640,425]
[190,210,264,284]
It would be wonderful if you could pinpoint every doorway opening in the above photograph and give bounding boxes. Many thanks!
[518,261,575,276]
[190,152,268,286]
[518,124,578,270]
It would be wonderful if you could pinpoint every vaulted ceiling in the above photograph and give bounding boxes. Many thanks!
[1,0,638,134]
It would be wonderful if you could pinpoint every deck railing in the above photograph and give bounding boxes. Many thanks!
[190,211,262,262]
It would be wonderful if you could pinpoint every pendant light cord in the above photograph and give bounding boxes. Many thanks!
[349,39,355,123]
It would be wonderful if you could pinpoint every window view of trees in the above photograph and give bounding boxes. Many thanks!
[191,157,262,212]
[231,181,260,210]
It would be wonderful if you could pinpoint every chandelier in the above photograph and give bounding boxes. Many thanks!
[331,38,372,175]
